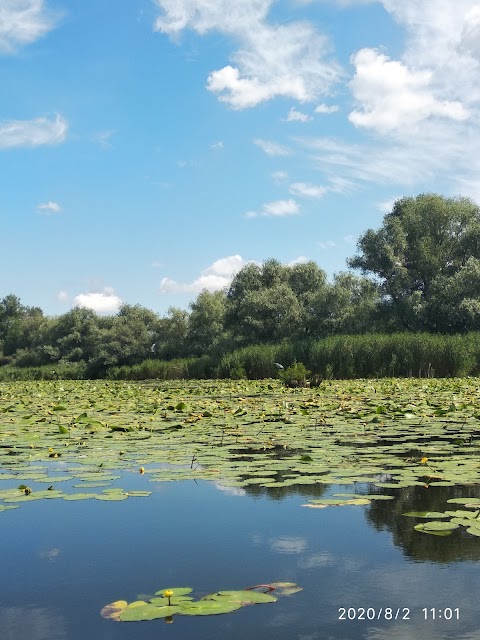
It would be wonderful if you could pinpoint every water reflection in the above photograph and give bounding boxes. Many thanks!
[0,606,68,640]
[365,484,480,562]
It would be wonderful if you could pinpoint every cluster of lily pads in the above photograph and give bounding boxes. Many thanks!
[1,378,480,538]
[403,497,480,536]
[101,583,302,622]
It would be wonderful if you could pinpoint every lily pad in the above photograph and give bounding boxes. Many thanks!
[178,601,242,616]
[120,604,179,621]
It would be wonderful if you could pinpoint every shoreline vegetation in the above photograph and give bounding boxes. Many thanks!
[1,195,480,381]
[0,332,479,381]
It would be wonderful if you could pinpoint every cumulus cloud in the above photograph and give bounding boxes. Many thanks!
[245,199,300,218]
[0,114,67,148]
[154,0,342,108]
[284,107,312,122]
[0,0,58,53]
[315,103,339,114]
[73,287,122,314]
[159,254,246,294]
[348,48,469,134]
[289,181,326,198]
[37,201,61,214]
[288,255,309,265]
[254,138,291,156]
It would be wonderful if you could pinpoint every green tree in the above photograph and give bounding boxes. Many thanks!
[187,290,226,355]
[348,194,480,331]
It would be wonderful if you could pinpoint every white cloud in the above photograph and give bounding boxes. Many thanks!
[315,103,339,114]
[151,260,163,268]
[73,288,122,314]
[159,254,246,294]
[37,201,61,214]
[0,0,58,54]
[376,197,398,214]
[0,114,67,148]
[254,138,291,156]
[343,234,356,245]
[289,181,326,198]
[92,130,115,150]
[284,107,312,122]
[154,0,342,109]
[271,170,288,183]
[288,255,309,265]
[210,140,224,150]
[317,240,336,249]
[56,290,68,302]
[246,199,300,218]
[348,48,469,134]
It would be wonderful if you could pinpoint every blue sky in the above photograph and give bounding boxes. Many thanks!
[1,0,480,315]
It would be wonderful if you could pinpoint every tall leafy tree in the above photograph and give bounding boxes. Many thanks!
[348,194,480,331]
[187,290,226,355]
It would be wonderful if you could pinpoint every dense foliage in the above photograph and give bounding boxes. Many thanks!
[1,194,480,378]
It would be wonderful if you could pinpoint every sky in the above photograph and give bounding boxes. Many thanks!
[1,0,480,316]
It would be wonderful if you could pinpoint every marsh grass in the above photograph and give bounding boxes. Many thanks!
[0,332,479,380]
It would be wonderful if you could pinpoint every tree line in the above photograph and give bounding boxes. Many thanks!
[1,193,480,376]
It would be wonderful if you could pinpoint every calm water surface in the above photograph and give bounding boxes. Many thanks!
[1,474,479,640]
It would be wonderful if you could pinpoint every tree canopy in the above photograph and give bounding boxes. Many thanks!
[1,193,479,372]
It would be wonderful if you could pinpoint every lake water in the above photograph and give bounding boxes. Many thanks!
[1,474,479,640]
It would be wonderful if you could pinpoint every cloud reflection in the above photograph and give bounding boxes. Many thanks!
[0,606,67,640]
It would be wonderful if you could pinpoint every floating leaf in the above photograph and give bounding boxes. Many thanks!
[414,521,459,535]
[205,590,277,604]
[100,600,128,621]
[178,601,242,616]
[120,604,179,621]
[402,511,449,518]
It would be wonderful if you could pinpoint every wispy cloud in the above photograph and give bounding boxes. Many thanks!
[210,140,224,150]
[73,287,122,314]
[37,201,61,215]
[245,199,300,218]
[315,103,339,114]
[317,240,336,249]
[0,0,59,54]
[284,107,312,122]
[254,138,291,156]
[0,114,67,149]
[376,197,398,214]
[159,254,246,294]
[271,170,288,183]
[154,0,343,109]
[92,129,115,150]
[289,181,326,198]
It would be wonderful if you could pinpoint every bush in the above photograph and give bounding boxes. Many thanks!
[280,362,311,387]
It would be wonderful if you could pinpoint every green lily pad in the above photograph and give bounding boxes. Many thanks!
[120,604,179,621]
[154,587,193,597]
[414,521,459,535]
[402,511,449,518]
[206,590,277,604]
[178,601,242,616]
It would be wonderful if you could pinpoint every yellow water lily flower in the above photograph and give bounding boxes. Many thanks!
[420,457,428,464]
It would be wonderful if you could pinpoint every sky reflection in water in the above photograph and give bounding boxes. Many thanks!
[1,478,479,640]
